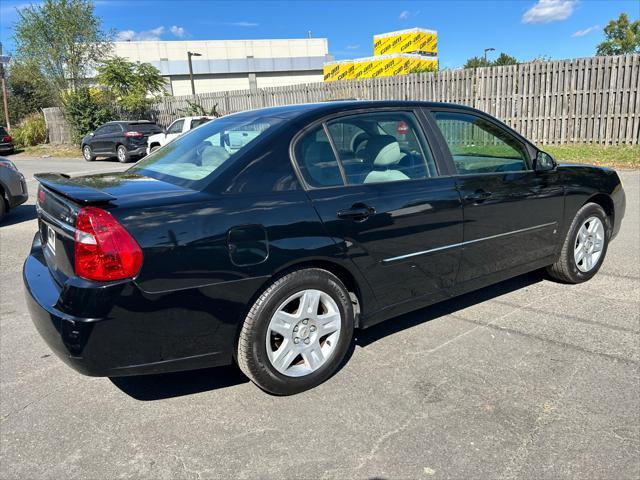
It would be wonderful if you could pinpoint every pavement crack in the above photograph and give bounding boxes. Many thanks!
[354,416,414,472]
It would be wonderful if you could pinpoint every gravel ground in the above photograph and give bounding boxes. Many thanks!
[1,156,638,480]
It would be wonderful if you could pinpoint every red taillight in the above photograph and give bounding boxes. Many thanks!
[38,187,46,205]
[74,207,143,281]
[1,135,11,142]
[124,131,144,137]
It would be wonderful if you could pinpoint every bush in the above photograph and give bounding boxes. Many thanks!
[62,87,114,144]
[11,112,47,147]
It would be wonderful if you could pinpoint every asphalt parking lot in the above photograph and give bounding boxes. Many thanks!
[1,156,639,479]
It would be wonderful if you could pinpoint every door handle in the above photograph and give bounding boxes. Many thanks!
[337,204,375,222]
[464,190,493,203]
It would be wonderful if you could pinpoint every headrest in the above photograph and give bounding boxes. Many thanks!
[304,141,334,165]
[366,135,403,167]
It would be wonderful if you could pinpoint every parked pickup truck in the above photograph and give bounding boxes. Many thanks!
[147,116,214,154]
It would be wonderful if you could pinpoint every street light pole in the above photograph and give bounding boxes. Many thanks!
[484,47,496,65]
[187,51,202,96]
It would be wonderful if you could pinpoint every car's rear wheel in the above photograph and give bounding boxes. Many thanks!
[547,202,609,284]
[82,145,95,162]
[0,195,6,222]
[116,145,130,163]
[237,268,354,395]
[150,145,160,153]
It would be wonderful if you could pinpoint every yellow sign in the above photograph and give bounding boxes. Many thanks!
[373,28,438,56]
[323,60,354,82]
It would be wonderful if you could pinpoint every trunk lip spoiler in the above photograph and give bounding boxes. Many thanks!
[34,172,116,204]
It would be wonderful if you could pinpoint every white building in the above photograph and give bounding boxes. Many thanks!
[112,38,330,96]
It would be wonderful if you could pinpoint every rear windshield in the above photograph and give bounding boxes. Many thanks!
[128,111,287,187]
[127,123,162,133]
[191,118,212,129]
[0,126,7,136]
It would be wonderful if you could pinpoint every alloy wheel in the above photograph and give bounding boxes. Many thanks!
[574,216,605,272]
[266,289,341,377]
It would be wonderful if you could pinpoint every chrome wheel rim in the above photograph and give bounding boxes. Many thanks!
[266,289,341,377]
[83,146,91,160]
[574,216,605,272]
[117,147,126,161]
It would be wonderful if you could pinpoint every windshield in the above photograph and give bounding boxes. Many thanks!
[129,111,286,186]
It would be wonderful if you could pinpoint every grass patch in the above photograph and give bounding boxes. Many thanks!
[15,143,81,158]
[543,144,639,169]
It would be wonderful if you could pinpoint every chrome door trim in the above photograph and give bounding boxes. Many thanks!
[382,222,557,264]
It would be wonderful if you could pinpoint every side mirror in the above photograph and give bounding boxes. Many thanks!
[535,151,556,171]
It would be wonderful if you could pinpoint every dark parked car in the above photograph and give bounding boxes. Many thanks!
[0,157,28,222]
[24,101,625,395]
[81,120,162,163]
[0,126,15,155]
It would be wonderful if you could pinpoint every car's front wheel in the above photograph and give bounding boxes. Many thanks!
[116,145,130,163]
[547,202,610,283]
[82,145,95,162]
[237,268,354,395]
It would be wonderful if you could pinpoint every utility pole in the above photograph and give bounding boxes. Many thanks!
[187,51,202,96]
[0,42,10,130]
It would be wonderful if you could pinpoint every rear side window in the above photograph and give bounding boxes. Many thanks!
[294,126,344,188]
[0,127,7,136]
[433,112,530,174]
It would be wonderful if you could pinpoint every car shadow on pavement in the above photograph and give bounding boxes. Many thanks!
[1,204,37,226]
[109,364,249,401]
[355,270,546,348]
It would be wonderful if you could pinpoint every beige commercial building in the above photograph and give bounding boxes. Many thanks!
[112,38,330,96]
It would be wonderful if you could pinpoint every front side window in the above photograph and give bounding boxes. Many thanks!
[129,111,286,186]
[433,111,530,174]
[167,119,185,134]
[326,111,437,185]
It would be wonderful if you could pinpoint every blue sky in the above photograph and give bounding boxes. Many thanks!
[1,0,637,68]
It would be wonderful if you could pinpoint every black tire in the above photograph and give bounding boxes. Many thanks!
[237,268,354,395]
[0,196,6,223]
[116,145,130,163]
[82,145,95,162]
[547,202,610,284]
[150,145,160,153]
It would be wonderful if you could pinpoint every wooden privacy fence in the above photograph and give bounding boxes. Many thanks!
[152,54,640,145]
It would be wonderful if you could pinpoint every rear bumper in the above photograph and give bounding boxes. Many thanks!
[126,145,147,157]
[611,182,626,240]
[0,143,14,153]
[23,235,238,377]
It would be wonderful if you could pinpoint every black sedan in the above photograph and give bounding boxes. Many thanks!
[81,120,163,163]
[24,101,626,395]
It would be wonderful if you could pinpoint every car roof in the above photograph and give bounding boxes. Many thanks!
[105,120,157,125]
[232,100,483,119]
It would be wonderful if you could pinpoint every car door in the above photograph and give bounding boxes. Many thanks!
[89,125,110,153]
[166,119,185,143]
[427,108,564,283]
[292,109,463,307]
[106,124,124,155]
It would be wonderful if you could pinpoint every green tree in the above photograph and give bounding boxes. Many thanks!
[464,52,518,69]
[13,0,111,92]
[96,57,165,117]
[62,87,114,143]
[596,13,640,55]
[493,53,519,66]
[464,56,492,69]
[0,61,56,126]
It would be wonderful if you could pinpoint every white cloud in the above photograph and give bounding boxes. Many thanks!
[571,24,600,37]
[522,0,577,24]
[170,25,186,38]
[399,10,410,20]
[223,21,259,27]
[346,44,360,50]
[116,26,165,41]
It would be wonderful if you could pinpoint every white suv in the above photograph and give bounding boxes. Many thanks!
[147,116,214,154]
